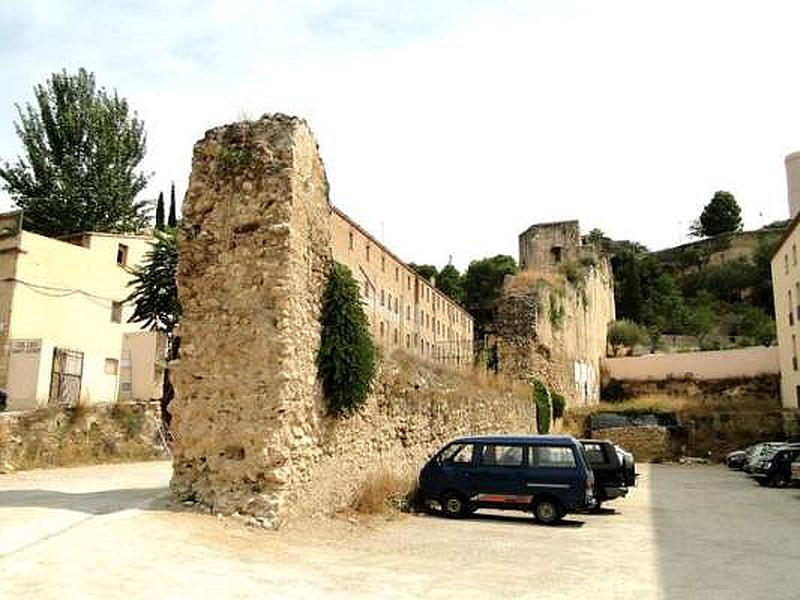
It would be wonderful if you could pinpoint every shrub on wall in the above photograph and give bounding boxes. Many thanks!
[533,379,551,434]
[551,392,566,420]
[317,262,377,416]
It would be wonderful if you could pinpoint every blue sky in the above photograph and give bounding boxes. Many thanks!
[2,1,800,269]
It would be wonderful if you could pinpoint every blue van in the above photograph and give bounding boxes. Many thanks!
[418,434,595,524]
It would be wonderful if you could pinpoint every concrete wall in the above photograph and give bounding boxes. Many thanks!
[0,228,157,410]
[603,346,779,382]
[331,208,472,367]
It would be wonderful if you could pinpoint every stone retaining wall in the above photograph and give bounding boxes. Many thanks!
[0,401,165,473]
[292,356,535,518]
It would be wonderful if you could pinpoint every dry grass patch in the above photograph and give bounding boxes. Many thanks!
[350,468,419,516]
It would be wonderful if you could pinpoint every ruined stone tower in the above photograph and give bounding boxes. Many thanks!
[495,220,615,405]
[170,115,331,526]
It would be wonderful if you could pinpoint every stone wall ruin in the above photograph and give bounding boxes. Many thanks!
[493,221,615,405]
[171,114,534,527]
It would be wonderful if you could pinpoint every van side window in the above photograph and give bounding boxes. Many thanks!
[480,444,524,467]
[531,446,577,468]
[582,443,605,464]
[439,443,473,465]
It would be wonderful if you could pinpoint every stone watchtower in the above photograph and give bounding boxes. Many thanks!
[518,220,581,271]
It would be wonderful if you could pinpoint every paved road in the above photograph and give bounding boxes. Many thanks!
[1,461,799,599]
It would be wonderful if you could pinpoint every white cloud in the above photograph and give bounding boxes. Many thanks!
[2,0,800,269]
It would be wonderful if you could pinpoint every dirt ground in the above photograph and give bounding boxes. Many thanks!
[1,460,799,599]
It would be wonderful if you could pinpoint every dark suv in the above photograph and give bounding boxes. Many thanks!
[418,435,594,524]
[750,444,800,487]
[579,439,636,509]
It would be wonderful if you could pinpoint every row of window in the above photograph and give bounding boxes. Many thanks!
[444,443,577,469]
[347,228,468,325]
[362,279,471,336]
[784,244,798,275]
[377,320,467,363]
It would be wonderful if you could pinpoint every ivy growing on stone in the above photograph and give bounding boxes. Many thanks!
[551,391,566,420]
[317,262,377,416]
[533,379,551,434]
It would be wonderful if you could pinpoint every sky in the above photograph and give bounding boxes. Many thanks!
[2,0,800,270]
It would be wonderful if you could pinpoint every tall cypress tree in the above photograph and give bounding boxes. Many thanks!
[317,262,376,416]
[168,182,177,227]
[155,191,165,230]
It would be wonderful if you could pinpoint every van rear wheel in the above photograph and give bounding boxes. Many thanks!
[533,498,563,525]
[441,492,469,518]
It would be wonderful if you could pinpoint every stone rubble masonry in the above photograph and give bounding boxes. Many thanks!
[0,401,165,473]
[494,249,615,407]
[171,114,532,528]
[171,115,331,527]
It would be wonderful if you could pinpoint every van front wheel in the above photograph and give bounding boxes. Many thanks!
[533,498,563,525]
[441,492,469,518]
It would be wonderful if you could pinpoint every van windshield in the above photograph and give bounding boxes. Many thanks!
[439,443,473,465]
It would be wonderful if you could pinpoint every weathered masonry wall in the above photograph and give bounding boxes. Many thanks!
[494,222,615,406]
[0,401,165,473]
[172,115,331,526]
[171,114,497,527]
[291,356,535,518]
[330,208,473,368]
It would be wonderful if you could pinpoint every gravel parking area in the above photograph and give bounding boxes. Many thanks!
[1,461,799,599]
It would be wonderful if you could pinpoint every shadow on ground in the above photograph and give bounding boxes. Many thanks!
[0,487,168,515]
[649,464,800,600]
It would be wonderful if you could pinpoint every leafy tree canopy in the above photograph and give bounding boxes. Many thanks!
[126,229,181,334]
[0,68,150,237]
[463,254,518,335]
[607,320,648,355]
[690,190,743,238]
[436,264,464,305]
[408,263,437,281]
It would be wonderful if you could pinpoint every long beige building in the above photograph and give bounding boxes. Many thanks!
[771,153,800,409]
[331,207,473,367]
[0,211,163,411]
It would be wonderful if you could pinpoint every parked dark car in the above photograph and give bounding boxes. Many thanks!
[725,448,749,470]
[743,443,786,473]
[579,439,636,509]
[750,444,800,487]
[418,435,594,524]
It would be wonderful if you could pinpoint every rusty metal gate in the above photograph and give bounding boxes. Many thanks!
[48,348,84,406]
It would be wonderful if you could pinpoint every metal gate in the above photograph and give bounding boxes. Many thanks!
[48,348,84,406]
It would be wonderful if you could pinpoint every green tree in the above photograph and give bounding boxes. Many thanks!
[533,379,551,434]
[551,392,566,420]
[408,263,437,281]
[463,255,518,335]
[0,68,150,237]
[168,181,178,227]
[436,263,464,304]
[684,292,719,345]
[690,191,743,238]
[317,262,377,416]
[734,305,776,347]
[126,229,181,425]
[607,320,647,355]
[155,191,165,231]
[612,250,644,323]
